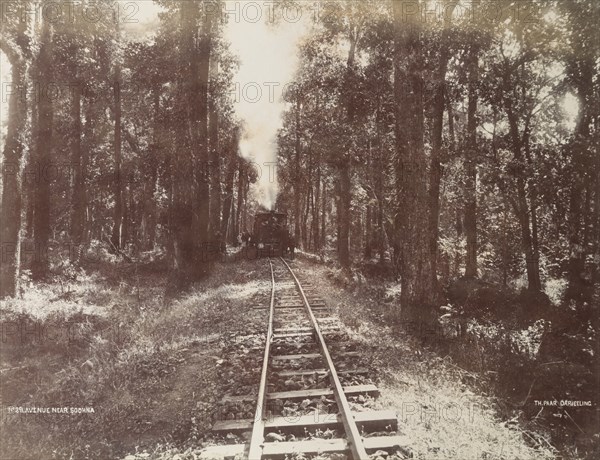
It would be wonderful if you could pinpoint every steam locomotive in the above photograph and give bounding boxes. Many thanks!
[251,210,294,258]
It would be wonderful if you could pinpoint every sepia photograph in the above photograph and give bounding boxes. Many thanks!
[0,0,598,459]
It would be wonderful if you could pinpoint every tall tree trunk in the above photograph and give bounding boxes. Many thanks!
[594,165,600,284]
[454,208,463,278]
[374,128,385,264]
[364,140,372,259]
[294,100,302,242]
[82,98,94,244]
[393,0,437,319]
[355,210,362,255]
[506,106,541,291]
[235,161,244,236]
[464,43,479,278]
[242,180,248,232]
[122,183,131,246]
[110,60,123,250]
[171,2,196,272]
[365,203,372,259]
[377,199,385,264]
[208,44,221,238]
[502,200,509,286]
[0,56,28,297]
[25,168,35,238]
[221,154,236,244]
[446,92,456,151]
[428,2,455,291]
[230,197,237,242]
[303,175,312,248]
[337,33,358,269]
[164,149,175,266]
[144,89,160,250]
[302,146,313,248]
[70,79,86,252]
[518,201,541,291]
[565,36,594,299]
[221,130,238,243]
[525,140,542,288]
[32,19,54,279]
[321,179,327,250]
[312,153,321,251]
[25,73,38,239]
[21,83,40,238]
[338,162,351,267]
[191,4,212,253]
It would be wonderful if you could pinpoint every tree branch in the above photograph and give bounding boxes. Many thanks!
[0,36,23,65]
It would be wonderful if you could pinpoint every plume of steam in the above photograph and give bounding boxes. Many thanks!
[225,6,308,210]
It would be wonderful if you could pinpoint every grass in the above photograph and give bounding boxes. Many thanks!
[0,255,269,460]
[289,257,562,460]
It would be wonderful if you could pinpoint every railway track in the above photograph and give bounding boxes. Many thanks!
[205,258,410,459]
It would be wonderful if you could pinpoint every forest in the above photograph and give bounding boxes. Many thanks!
[0,1,598,459]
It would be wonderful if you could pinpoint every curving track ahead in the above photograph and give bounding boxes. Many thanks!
[206,258,410,460]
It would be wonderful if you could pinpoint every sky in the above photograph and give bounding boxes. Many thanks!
[121,0,162,39]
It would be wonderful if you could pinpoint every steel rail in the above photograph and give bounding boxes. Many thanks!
[247,259,276,459]
[279,257,369,460]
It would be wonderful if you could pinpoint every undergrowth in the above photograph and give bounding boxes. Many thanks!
[292,255,598,460]
[0,248,268,460]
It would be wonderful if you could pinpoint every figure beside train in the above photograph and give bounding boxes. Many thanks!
[236,210,295,258]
